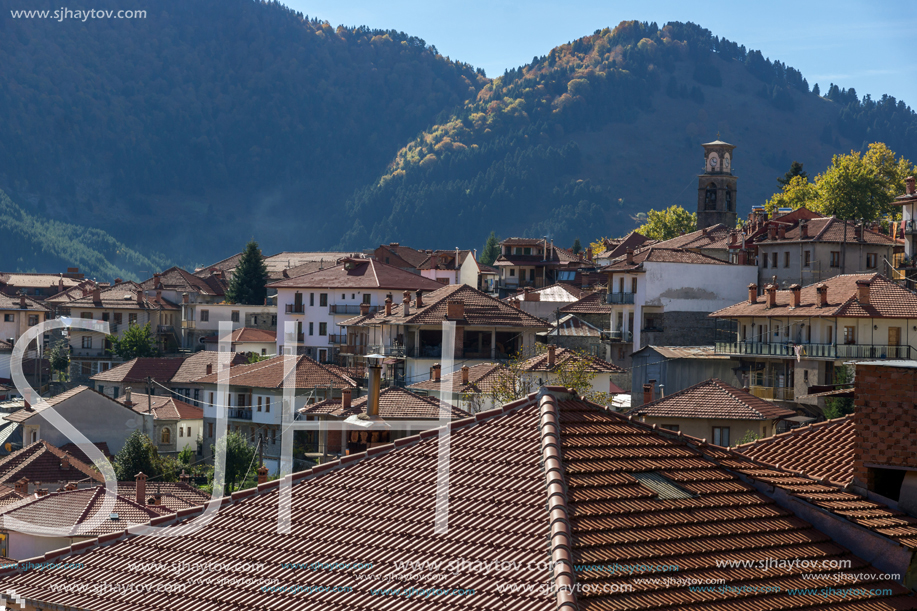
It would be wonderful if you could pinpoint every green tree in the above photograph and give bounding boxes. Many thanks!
[637,205,697,241]
[480,231,501,266]
[812,83,820,96]
[824,365,855,420]
[764,175,819,216]
[211,430,257,493]
[225,240,269,305]
[113,430,160,481]
[47,339,70,382]
[777,161,807,188]
[246,352,269,364]
[107,322,159,359]
[571,238,582,255]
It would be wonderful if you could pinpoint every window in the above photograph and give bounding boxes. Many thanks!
[385,257,390,264]
[660,425,680,432]
[265,397,270,412]
[704,183,717,210]
[272,429,277,444]
[231,310,240,323]
[3,314,12,322]
[81,312,93,319]
[319,323,327,336]
[237,393,246,407]
[830,251,840,268]
[101,312,110,322]
[844,326,856,345]
[161,428,171,444]
[271,315,276,325]
[114,313,122,325]
[529,269,536,281]
[827,325,833,344]
[619,278,624,293]
[712,427,730,446]
[98,385,105,396]
[509,269,515,277]
[762,254,768,268]
[804,251,811,267]
[261,348,267,355]
[784,252,790,268]
[81,362,91,375]
[523,247,531,255]
[81,336,92,349]
[866,253,877,269]
[309,322,314,336]
[179,427,183,438]
[725,190,734,211]
[193,389,200,406]
[771,253,778,268]
[128,313,137,325]
[363,294,371,304]
[319,294,328,307]
[257,397,262,412]
[252,316,258,325]
[27,315,38,326]
[631,278,637,294]
[342,293,346,299]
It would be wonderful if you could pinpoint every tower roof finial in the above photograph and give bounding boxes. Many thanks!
[716,131,720,139]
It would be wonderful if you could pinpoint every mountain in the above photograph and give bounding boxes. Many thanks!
[3,7,917,264]
[0,189,172,280]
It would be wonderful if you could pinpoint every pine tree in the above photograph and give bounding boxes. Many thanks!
[812,83,820,97]
[778,161,807,188]
[572,238,582,255]
[113,431,160,481]
[480,231,501,266]
[226,240,269,305]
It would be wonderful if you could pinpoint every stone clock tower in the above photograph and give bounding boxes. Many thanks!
[697,139,737,230]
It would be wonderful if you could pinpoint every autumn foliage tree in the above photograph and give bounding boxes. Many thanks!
[637,206,697,241]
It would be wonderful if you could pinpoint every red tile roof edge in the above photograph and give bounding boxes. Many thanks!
[733,414,854,452]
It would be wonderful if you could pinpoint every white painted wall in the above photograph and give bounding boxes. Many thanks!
[8,532,76,561]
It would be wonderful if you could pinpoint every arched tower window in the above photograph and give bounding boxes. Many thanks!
[705,183,718,210]
[725,190,734,211]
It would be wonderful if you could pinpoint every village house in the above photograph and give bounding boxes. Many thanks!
[201,327,276,356]
[518,345,628,397]
[371,242,431,271]
[711,273,917,411]
[491,237,585,296]
[406,362,505,413]
[415,249,482,287]
[506,283,582,322]
[0,294,48,353]
[0,270,84,299]
[542,314,606,359]
[270,257,442,363]
[195,251,360,283]
[892,175,917,284]
[630,345,743,407]
[593,230,655,266]
[116,389,203,456]
[89,357,185,400]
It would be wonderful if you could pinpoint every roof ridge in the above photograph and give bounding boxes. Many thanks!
[734,413,855,449]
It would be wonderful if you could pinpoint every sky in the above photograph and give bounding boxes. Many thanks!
[285,0,917,106]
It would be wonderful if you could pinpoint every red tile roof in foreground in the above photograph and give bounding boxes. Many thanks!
[192,354,356,389]
[0,388,915,609]
[712,273,917,319]
[735,415,856,484]
[0,441,103,485]
[300,386,470,419]
[629,378,796,421]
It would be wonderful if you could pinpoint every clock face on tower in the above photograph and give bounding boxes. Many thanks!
[709,156,718,171]
[724,155,730,170]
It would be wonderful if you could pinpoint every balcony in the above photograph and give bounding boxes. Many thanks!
[328,334,347,345]
[339,345,368,356]
[904,220,917,236]
[329,304,380,315]
[285,304,305,314]
[229,408,252,420]
[181,320,195,329]
[156,325,174,334]
[601,330,633,343]
[604,292,635,305]
[369,344,405,357]
[748,386,795,401]
[715,342,913,360]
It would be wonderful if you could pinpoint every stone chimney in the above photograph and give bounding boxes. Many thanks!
[65,482,77,491]
[548,345,556,368]
[446,299,464,320]
[14,478,28,496]
[765,284,777,309]
[92,286,101,301]
[257,465,269,485]
[777,225,786,240]
[789,284,801,308]
[854,224,863,241]
[136,289,143,305]
[135,472,147,505]
[36,488,48,497]
[768,224,777,240]
[114,278,122,285]
[856,278,871,304]
[360,302,370,316]
[182,292,189,304]
[341,387,352,410]
[906,176,915,196]
[643,381,655,406]
[431,363,441,382]
[19,293,26,309]
[384,297,392,317]
[816,283,828,308]
[402,291,411,317]
[626,248,634,265]
[179,470,190,485]
[585,247,593,262]
[415,290,424,309]
[205,363,213,376]
[800,220,809,239]
[748,283,758,304]
[461,366,469,385]
[61,452,70,470]
[123,387,133,407]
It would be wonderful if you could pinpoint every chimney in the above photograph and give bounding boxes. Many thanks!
[461,365,469,385]
[816,283,828,308]
[384,297,392,317]
[359,302,370,316]
[800,220,809,239]
[789,284,801,308]
[257,465,269,485]
[58,277,64,292]
[182,292,189,304]
[402,291,411,317]
[216,270,224,280]
[446,299,464,320]
[626,248,634,265]
[150,492,162,506]
[856,279,871,304]
[14,479,28,497]
[136,290,143,305]
[737,251,748,265]
[511,298,520,310]
[548,345,556,368]
[179,470,190,485]
[123,387,133,407]
[906,176,916,196]
[341,387,352,410]
[765,284,777,309]
[156,289,162,302]
[854,224,863,241]
[702,227,708,236]
[367,361,381,417]
[415,290,424,308]
[586,247,593,262]
[643,381,655,406]
[748,283,758,304]
[61,452,70,470]
[777,225,786,240]
[431,363,441,382]
[768,224,777,240]
[36,488,48,497]
[19,293,25,309]
[205,363,213,376]
[114,278,122,285]
[135,472,147,506]
[65,482,77,491]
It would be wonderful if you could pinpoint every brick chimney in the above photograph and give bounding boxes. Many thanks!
[510,298,520,310]
[446,299,464,319]
[257,465,269,485]
[19,293,25,309]
[123,387,133,407]
[205,363,213,376]
[14,479,28,496]
[816,283,828,308]
[402,291,411,317]
[135,472,147,506]
[65,482,77,491]
[765,284,777,309]
[778,225,787,240]
[548,345,556,368]
[800,220,809,239]
[431,363,441,382]
[357,302,369,316]
[36,488,48,497]
[626,248,634,265]
[179,470,190,485]
[114,278,122,285]
[643,381,655,406]
[768,224,777,240]
[585,247,593,262]
[789,284,801,308]
[461,366,469,385]
[415,290,424,308]
[748,283,758,304]
[384,297,392,316]
[856,278,871,304]
[341,387,352,410]
[61,452,70,470]
[182,292,189,304]
[906,176,915,196]
[854,224,863,241]
[136,290,143,305]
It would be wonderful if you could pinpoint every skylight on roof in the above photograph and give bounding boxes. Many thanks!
[632,472,695,500]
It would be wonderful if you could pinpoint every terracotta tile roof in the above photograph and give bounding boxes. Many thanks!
[267,258,443,291]
[66,281,180,310]
[4,388,916,610]
[119,393,203,421]
[300,386,470,419]
[168,351,248,384]
[629,378,796,420]
[193,252,243,276]
[735,415,855,485]
[344,283,550,328]
[407,362,505,394]
[0,441,103,485]
[712,273,917,318]
[521,347,624,373]
[416,250,473,271]
[321,363,365,381]
[546,314,602,337]
[44,281,97,305]
[494,244,585,267]
[652,223,732,250]
[192,354,356,389]
[374,243,431,268]
[594,231,654,260]
[115,481,211,510]
[91,358,185,384]
[139,266,227,296]
[5,386,137,424]
[605,246,730,271]
[0,273,82,290]
[0,294,48,312]
[201,327,276,344]
[58,442,111,463]
[755,216,899,245]
[559,291,612,314]
[505,283,583,303]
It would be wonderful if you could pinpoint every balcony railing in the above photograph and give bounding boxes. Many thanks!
[328,334,347,345]
[715,341,912,360]
[329,304,380,315]
[156,325,174,334]
[748,385,795,401]
[181,320,195,329]
[904,220,917,236]
[285,304,305,314]
[601,330,633,343]
[229,408,252,420]
[339,345,368,356]
[604,292,635,305]
[369,344,405,357]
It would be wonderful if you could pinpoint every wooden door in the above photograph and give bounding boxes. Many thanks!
[889,327,901,346]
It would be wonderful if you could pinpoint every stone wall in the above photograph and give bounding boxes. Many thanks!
[640,311,735,349]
